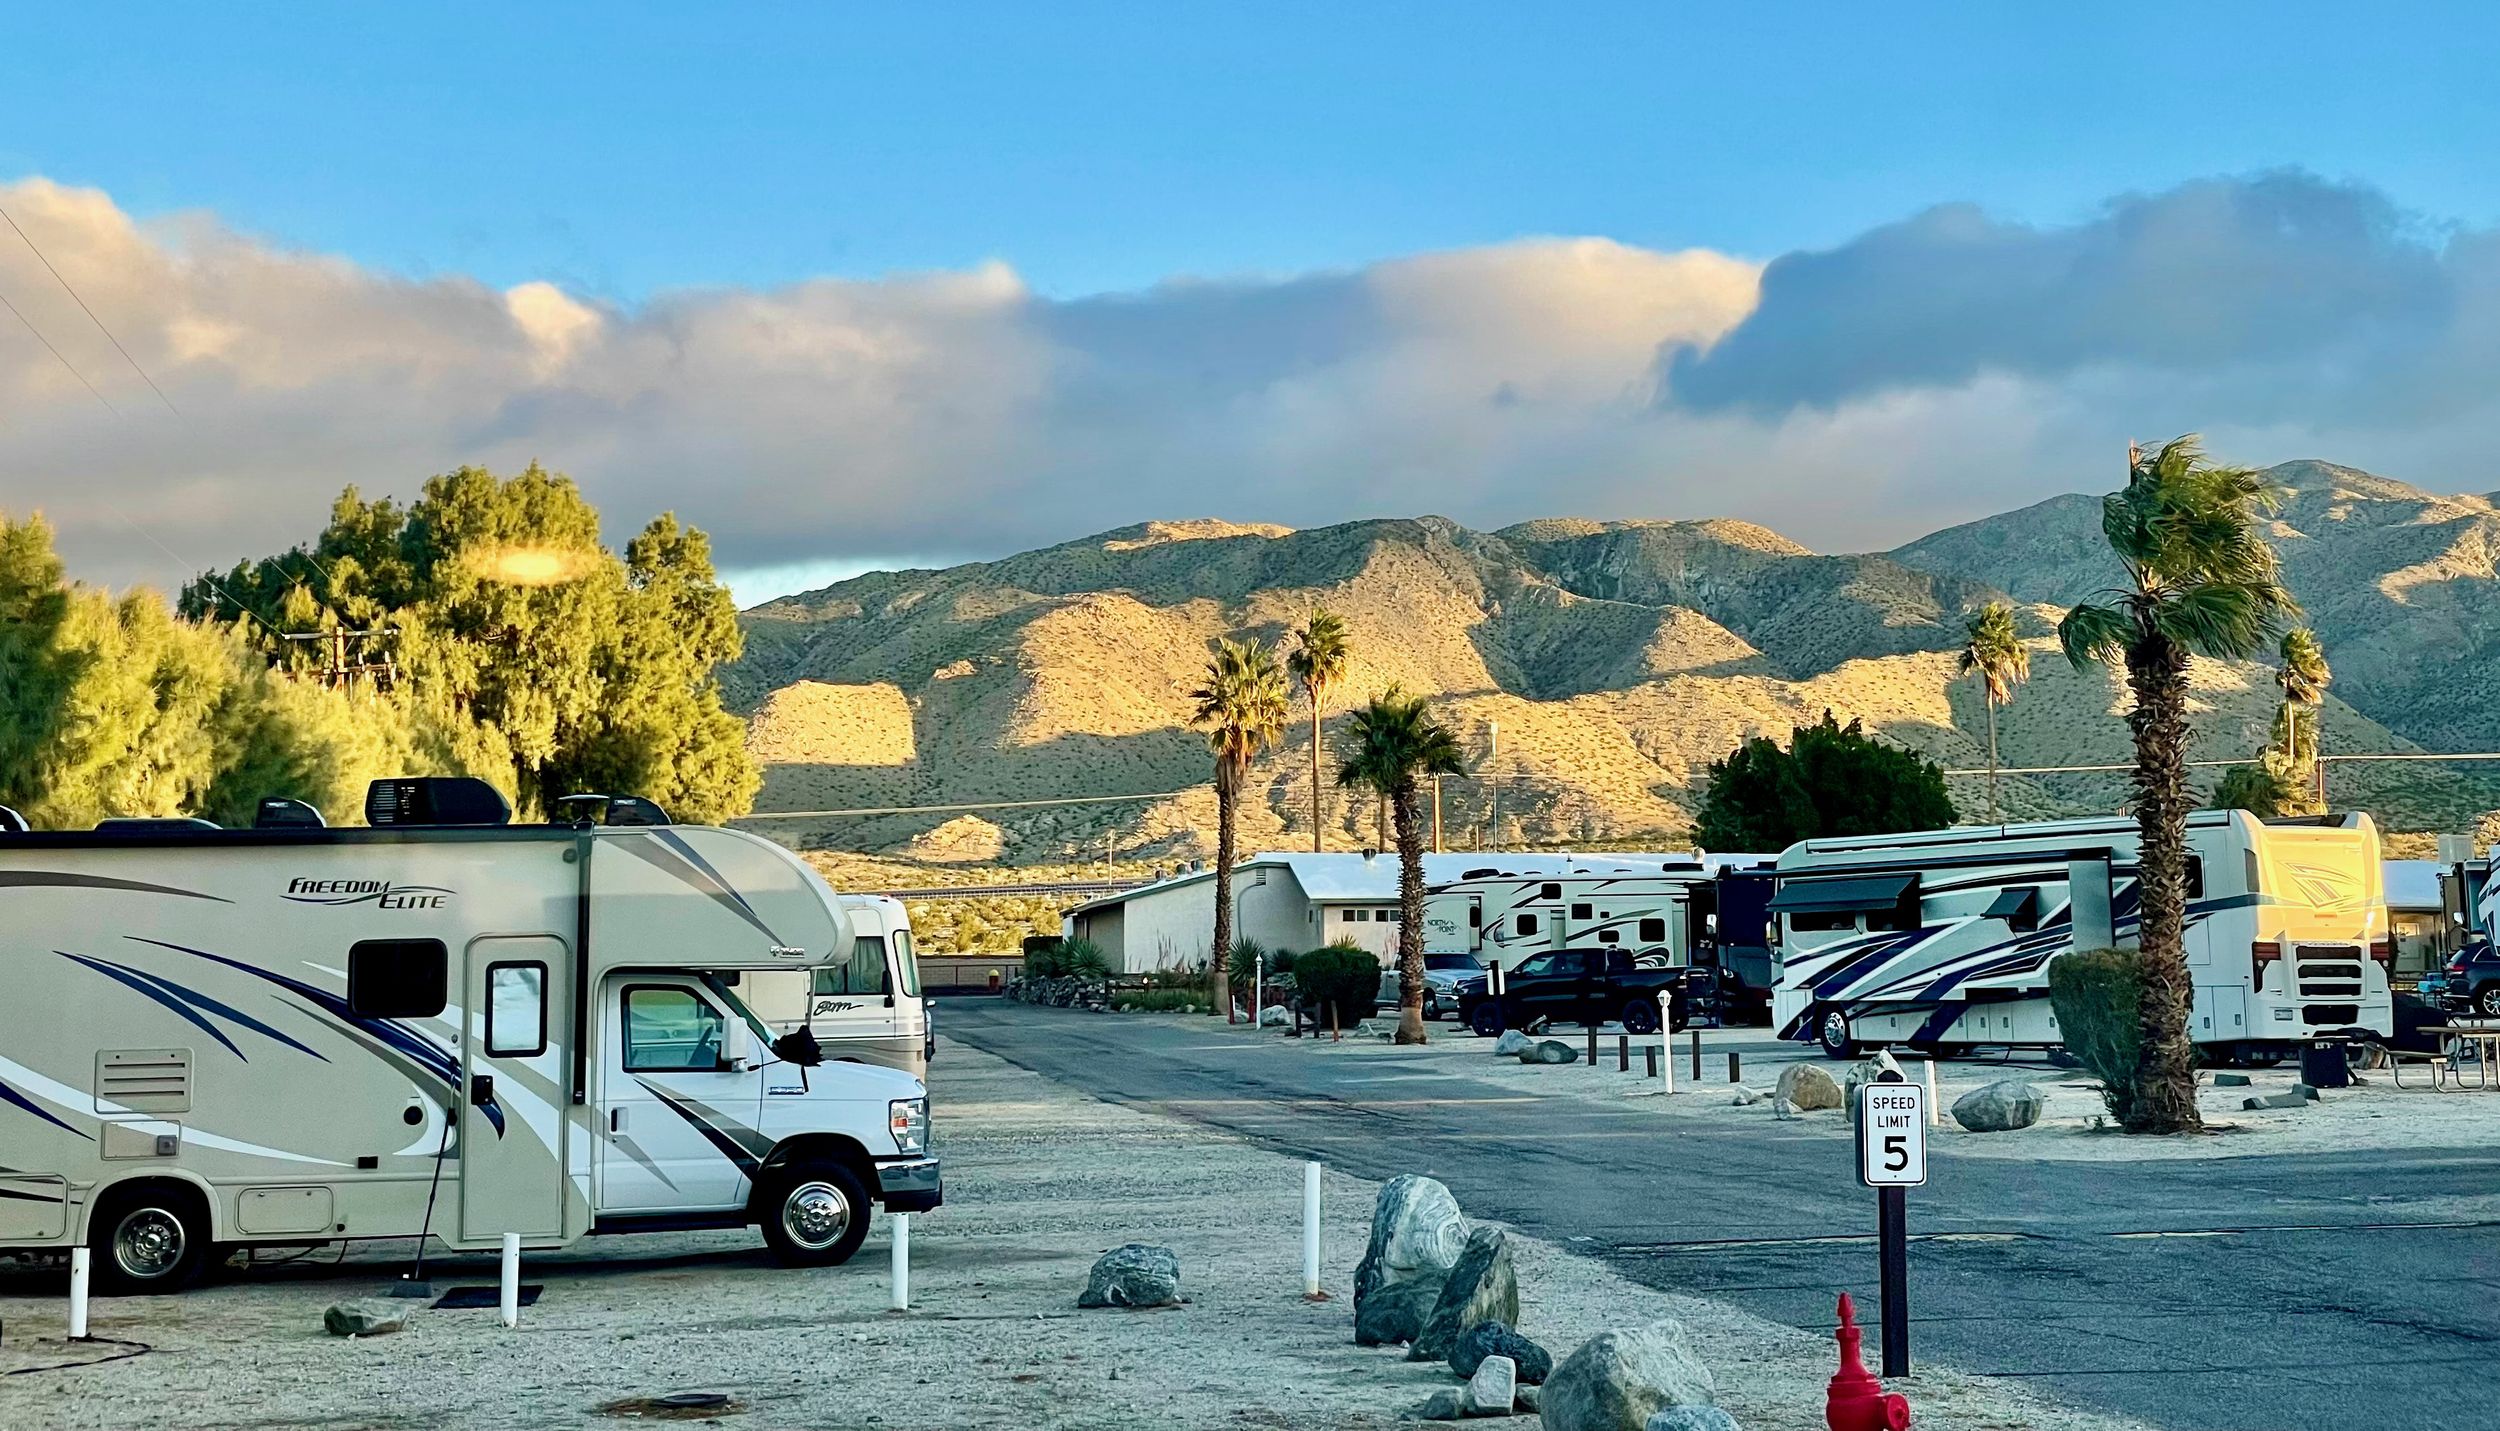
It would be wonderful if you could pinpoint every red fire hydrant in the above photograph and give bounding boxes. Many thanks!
[1825,1293,1912,1431]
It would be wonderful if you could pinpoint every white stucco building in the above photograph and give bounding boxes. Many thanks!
[1062,851,1683,973]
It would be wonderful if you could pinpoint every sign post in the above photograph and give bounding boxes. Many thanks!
[1853,1068,1925,1377]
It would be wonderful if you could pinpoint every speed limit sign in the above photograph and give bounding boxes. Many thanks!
[1855,1079,1928,1187]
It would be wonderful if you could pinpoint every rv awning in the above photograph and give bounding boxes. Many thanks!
[1983,886,2042,922]
[1767,874,1916,915]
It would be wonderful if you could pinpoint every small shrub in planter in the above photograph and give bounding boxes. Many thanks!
[1063,937,1111,981]
[1295,943,1383,1030]
[2048,948,2141,1123]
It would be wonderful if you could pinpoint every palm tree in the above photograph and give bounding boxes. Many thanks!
[1336,687,1469,1044]
[2060,436,2298,1134]
[1957,600,2030,825]
[2276,628,2331,808]
[1287,608,1350,852]
[1190,637,1288,1022]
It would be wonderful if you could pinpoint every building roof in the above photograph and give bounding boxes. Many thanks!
[2384,859,2445,912]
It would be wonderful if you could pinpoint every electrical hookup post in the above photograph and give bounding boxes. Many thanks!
[1853,1068,1926,1378]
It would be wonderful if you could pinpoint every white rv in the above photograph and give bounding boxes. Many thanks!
[1421,857,1752,965]
[1769,811,2393,1061]
[745,894,931,1076]
[0,779,940,1295]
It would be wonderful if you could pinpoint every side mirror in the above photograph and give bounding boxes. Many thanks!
[723,1018,754,1070]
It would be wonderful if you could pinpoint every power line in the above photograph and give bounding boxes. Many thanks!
[0,204,177,415]
[1946,752,2500,777]
[0,280,117,414]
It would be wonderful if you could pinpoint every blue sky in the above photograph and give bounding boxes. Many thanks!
[8,4,2494,302]
[6,6,2500,601]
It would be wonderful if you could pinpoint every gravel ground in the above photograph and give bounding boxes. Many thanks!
[0,1037,2157,1430]
[1290,1018,2500,1161]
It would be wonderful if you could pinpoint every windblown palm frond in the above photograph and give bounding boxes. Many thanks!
[1958,601,2029,704]
[1190,638,1288,786]
[1335,686,1468,797]
[2277,628,2331,706]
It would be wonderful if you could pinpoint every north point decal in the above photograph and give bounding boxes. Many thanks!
[283,877,454,910]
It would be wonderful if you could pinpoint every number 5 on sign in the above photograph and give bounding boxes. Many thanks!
[1855,1082,1927,1187]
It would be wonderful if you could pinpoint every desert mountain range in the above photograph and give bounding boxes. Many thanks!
[729,461,2500,862]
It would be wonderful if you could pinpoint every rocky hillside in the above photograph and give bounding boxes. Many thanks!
[730,466,2498,862]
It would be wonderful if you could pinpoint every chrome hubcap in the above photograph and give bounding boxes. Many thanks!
[1823,1012,1849,1047]
[782,1181,852,1251]
[113,1207,186,1279]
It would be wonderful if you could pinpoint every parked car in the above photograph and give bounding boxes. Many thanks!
[2439,940,2500,1018]
[1383,952,1490,1020]
[1454,947,1692,1037]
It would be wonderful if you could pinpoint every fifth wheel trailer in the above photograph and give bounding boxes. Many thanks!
[0,778,940,1294]
[1769,810,2392,1060]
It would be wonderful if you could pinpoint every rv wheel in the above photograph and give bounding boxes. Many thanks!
[1816,1010,1861,1060]
[90,1182,211,1295]
[759,1162,873,1268]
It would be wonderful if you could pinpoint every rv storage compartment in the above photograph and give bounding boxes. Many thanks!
[0,1176,68,1239]
[236,1186,335,1236]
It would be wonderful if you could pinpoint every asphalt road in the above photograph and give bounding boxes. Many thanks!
[939,999,2500,1431]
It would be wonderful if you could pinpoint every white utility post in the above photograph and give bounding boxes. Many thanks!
[1254,952,1265,1030]
[1924,1059,1941,1127]
[890,1212,912,1310]
[1657,992,1675,1094]
[1302,1161,1323,1298]
[498,1232,521,1328]
[68,1246,90,1339]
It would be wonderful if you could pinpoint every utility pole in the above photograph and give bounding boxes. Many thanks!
[280,627,401,692]
[1485,720,1500,851]
[1432,776,1443,853]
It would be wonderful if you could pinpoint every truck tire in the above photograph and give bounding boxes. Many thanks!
[90,1180,212,1295]
[2479,985,2500,1019]
[1470,1002,1507,1038]
[757,1162,873,1268]
[1620,998,1662,1035]
[1816,1009,1861,1060]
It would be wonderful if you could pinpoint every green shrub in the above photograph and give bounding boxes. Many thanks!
[1267,948,1298,976]
[2048,948,2141,1123]
[1143,962,1209,992]
[1116,989,1207,1014]
[1295,942,1383,1029]
[1063,938,1111,980]
[1024,943,1069,979]
[1229,937,1268,977]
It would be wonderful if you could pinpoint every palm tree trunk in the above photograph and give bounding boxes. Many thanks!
[2126,633,2202,1134]
[1309,699,1323,852]
[1392,779,1428,1045]
[1212,775,1236,1021]
[1985,695,2001,825]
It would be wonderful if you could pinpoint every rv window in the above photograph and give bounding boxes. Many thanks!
[1540,883,1562,900]
[486,963,547,1057]
[347,939,447,1019]
[893,929,921,998]
[2187,856,2206,901]
[1789,911,1856,933]
[1638,918,1667,943]
[1468,906,1481,928]
[1571,902,1593,920]
[1597,928,1619,944]
[1516,913,1540,936]
[622,986,731,1072]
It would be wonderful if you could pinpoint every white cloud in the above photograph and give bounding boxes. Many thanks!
[3,171,2495,599]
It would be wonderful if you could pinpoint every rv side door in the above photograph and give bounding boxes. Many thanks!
[455,934,573,1246]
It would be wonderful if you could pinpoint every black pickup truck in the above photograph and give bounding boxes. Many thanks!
[1454,947,1694,1037]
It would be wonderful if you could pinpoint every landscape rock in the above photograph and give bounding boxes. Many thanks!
[1076,1243,1182,1308]
[1951,1079,2045,1132]
[1772,1097,1797,1120]
[1463,1355,1518,1416]
[1415,1388,1464,1421]
[1350,1019,1397,1041]
[1450,1320,1554,1384]
[323,1301,407,1337]
[1518,1384,1543,1414]
[1774,1063,1843,1112]
[1728,1085,1765,1107]
[1355,1176,1469,1345]
[1492,1030,1533,1057]
[2243,1091,2312,1111]
[1539,1319,1717,1431]
[1522,1039,1580,1065]
[1410,1227,1520,1361]
[1645,1409,1742,1431]
[1355,1274,1446,1347]
[1842,1051,1905,1123]
[1260,1005,1290,1027]
[2213,1072,2253,1087]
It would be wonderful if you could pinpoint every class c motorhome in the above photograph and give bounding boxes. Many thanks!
[1769,810,2393,1060]
[745,894,931,1076]
[0,779,940,1294]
